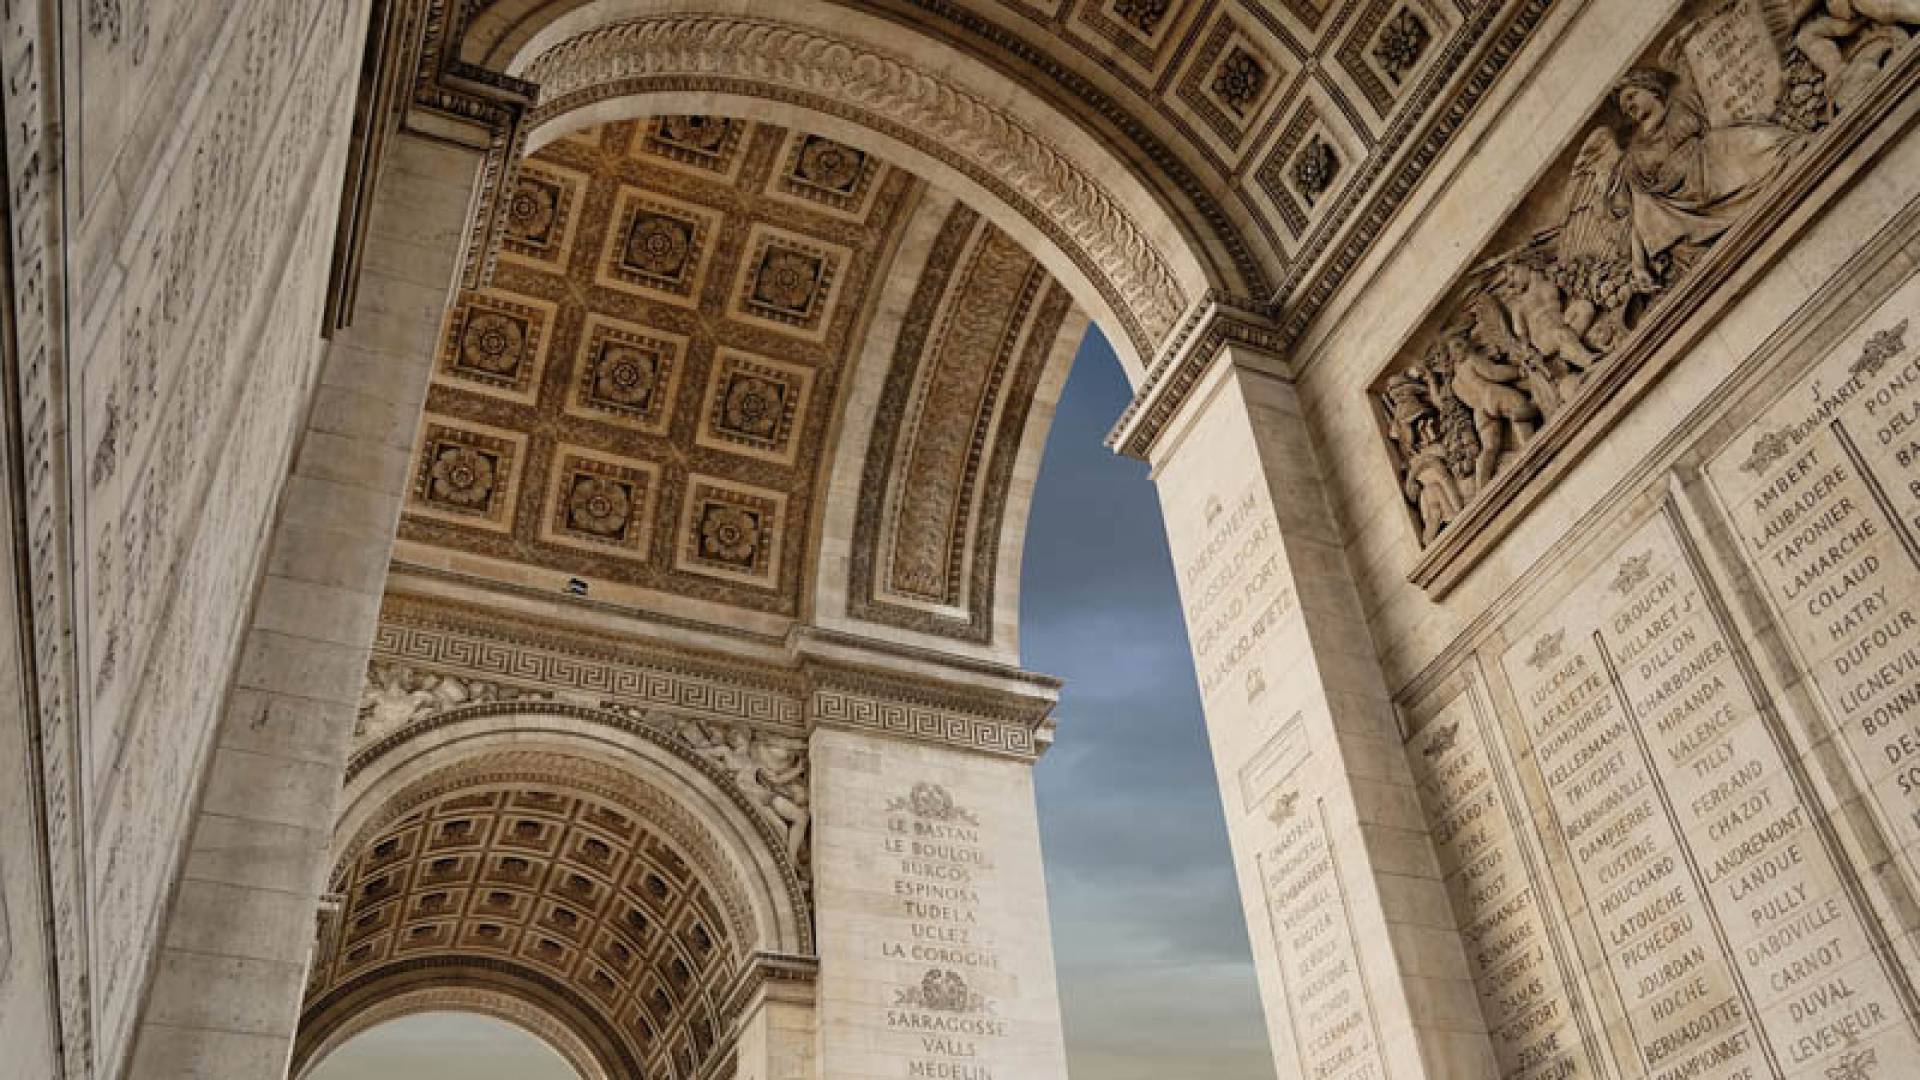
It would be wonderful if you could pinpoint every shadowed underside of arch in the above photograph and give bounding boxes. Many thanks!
[303,750,770,1080]
[339,0,1568,380]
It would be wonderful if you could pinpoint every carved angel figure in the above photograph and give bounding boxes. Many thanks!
[357,664,438,740]
[753,736,811,862]
[1578,68,1802,291]
[1792,0,1917,108]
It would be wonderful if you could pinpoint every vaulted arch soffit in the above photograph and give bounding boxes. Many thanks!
[391,0,1561,374]
[296,987,611,1080]
[308,720,812,1080]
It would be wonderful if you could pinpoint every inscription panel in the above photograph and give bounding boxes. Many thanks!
[1258,794,1388,1080]
[811,728,1068,1080]
[1706,275,1920,888]
[1496,512,1920,1078]
[1408,688,1595,1079]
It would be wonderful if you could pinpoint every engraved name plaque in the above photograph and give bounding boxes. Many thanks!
[1706,279,1920,890]
[1257,793,1387,1080]
[1409,691,1596,1079]
[1497,513,1920,1077]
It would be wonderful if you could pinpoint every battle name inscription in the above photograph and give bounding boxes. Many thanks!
[1258,793,1386,1080]
[1706,286,1920,888]
[1499,513,1919,1078]
[882,782,1005,1080]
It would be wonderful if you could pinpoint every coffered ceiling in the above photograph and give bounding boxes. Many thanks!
[393,117,1082,649]
[304,763,748,1080]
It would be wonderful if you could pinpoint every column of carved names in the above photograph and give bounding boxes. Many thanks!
[1408,692,1594,1079]
[1706,287,1920,886]
[1500,513,1920,1078]
[1258,794,1385,1080]
[882,781,1005,1080]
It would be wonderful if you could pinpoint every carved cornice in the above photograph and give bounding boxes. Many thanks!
[515,14,1188,355]
[804,663,1056,761]
[374,592,1063,760]
[718,951,819,1021]
[1106,296,1289,459]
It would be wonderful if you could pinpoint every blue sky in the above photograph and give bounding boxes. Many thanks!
[310,328,1271,1079]
[1023,329,1272,1079]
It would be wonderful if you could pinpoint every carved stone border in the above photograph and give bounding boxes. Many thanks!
[805,666,1055,761]
[514,14,1188,355]
[293,983,614,1080]
[341,711,813,954]
[297,955,645,1078]
[846,206,1072,643]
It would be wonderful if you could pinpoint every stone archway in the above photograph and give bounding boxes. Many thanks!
[299,722,812,1080]
[294,988,609,1080]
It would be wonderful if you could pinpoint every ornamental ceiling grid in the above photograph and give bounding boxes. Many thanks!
[397,117,921,618]
[903,0,1513,272]
[311,782,740,1080]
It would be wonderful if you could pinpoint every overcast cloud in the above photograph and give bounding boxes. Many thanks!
[1024,329,1273,1079]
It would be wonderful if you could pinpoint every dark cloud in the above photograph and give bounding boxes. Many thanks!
[1024,330,1274,1078]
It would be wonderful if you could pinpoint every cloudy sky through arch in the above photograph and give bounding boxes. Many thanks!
[1023,328,1273,1079]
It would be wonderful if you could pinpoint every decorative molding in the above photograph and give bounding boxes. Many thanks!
[847,205,1072,642]
[806,667,1054,760]
[370,605,804,729]
[295,984,614,1080]
[1106,296,1289,459]
[516,14,1189,354]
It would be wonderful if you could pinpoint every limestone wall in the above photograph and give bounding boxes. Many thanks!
[1,0,372,1073]
[1285,0,1920,1074]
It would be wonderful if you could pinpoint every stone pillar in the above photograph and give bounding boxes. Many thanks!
[1146,344,1491,1078]
[124,129,484,1078]
[804,662,1069,1080]
[731,955,820,1080]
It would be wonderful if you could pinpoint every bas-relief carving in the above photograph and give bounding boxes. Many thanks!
[1703,274,1920,891]
[1481,508,1920,1077]
[357,660,551,743]
[659,713,811,868]
[1375,0,1920,553]
[353,652,814,884]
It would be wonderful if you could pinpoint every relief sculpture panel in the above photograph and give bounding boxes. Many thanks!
[1492,510,1920,1077]
[1373,0,1919,562]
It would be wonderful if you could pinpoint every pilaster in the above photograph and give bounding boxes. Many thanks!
[804,656,1069,1080]
[125,128,485,1079]
[1150,340,1492,1078]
